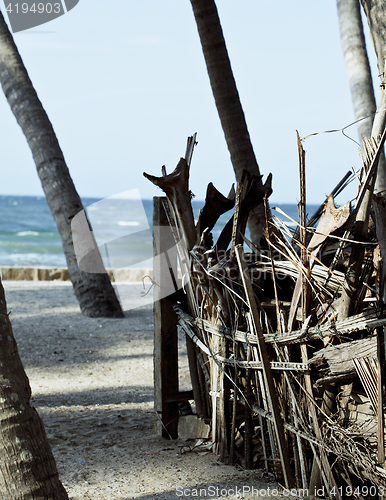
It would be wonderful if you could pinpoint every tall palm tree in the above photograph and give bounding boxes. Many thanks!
[360,0,386,76]
[360,0,386,194]
[337,0,377,142]
[358,0,386,301]
[0,278,69,499]
[189,0,267,244]
[0,13,123,318]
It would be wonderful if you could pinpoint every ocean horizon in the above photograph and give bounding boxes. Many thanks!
[0,194,320,269]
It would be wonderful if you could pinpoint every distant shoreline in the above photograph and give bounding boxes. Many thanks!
[0,266,153,282]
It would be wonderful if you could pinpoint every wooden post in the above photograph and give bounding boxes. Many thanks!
[153,196,179,438]
[235,245,294,488]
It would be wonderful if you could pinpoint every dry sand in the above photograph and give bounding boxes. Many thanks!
[3,280,287,500]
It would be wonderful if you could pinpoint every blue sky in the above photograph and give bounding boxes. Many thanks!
[0,1,380,204]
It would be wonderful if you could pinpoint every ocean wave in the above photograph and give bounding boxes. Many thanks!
[0,195,313,268]
[117,221,141,227]
[17,231,40,237]
[0,252,67,267]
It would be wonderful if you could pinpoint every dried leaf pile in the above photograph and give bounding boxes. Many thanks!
[145,133,386,496]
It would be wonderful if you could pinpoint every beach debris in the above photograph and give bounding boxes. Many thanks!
[146,132,386,493]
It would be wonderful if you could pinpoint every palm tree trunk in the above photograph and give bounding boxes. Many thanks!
[0,279,69,499]
[360,0,386,194]
[189,0,266,245]
[356,0,386,304]
[337,0,377,141]
[360,0,386,75]
[0,13,123,318]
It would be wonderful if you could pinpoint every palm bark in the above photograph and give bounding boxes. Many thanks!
[336,0,386,269]
[337,0,377,141]
[355,0,386,300]
[0,279,69,499]
[360,0,386,194]
[0,13,123,318]
[189,0,266,245]
[360,0,386,74]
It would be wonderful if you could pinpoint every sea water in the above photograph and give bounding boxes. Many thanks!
[0,194,319,269]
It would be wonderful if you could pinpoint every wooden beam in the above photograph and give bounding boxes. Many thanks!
[153,197,179,439]
[175,306,386,347]
[176,310,309,372]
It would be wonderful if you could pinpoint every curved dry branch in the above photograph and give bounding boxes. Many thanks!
[196,182,235,237]
[144,158,196,250]
[215,173,272,252]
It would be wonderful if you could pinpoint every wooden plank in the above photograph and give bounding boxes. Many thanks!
[235,245,294,488]
[153,197,179,439]
[176,311,309,372]
[310,335,377,386]
[185,307,386,347]
[160,199,205,418]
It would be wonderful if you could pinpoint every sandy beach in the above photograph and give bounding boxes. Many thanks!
[2,279,284,500]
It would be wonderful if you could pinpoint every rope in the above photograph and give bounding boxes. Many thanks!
[315,324,344,349]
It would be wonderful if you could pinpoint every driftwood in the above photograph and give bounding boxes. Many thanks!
[310,335,376,386]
